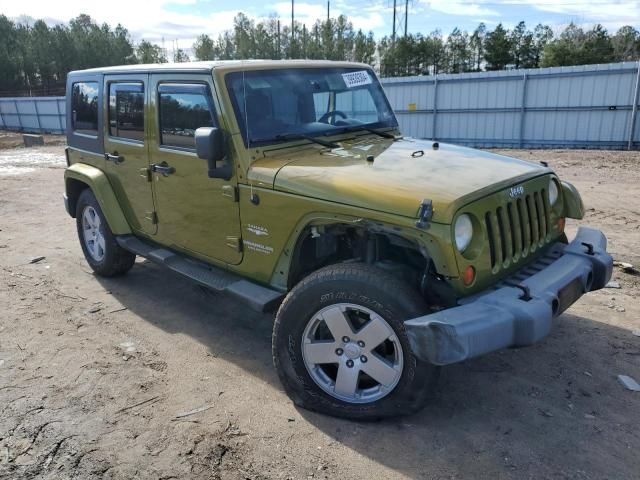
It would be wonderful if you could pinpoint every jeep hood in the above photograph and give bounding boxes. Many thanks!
[249,138,548,223]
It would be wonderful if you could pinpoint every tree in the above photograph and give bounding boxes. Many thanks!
[532,24,553,67]
[582,24,614,64]
[0,15,21,92]
[353,30,376,64]
[612,26,640,61]
[542,23,613,67]
[174,48,189,62]
[234,13,255,59]
[136,40,167,63]
[193,34,215,60]
[446,28,470,73]
[469,23,486,71]
[485,23,512,70]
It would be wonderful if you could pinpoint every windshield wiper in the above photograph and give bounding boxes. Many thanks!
[339,125,398,139]
[250,133,340,149]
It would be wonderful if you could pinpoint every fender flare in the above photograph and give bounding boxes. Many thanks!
[268,212,455,290]
[561,180,585,220]
[64,163,132,235]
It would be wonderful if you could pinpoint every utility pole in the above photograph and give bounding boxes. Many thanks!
[291,0,295,42]
[303,24,307,58]
[277,19,281,59]
[392,0,397,47]
[327,0,330,21]
[404,0,409,37]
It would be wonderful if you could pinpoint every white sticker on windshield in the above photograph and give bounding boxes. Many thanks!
[342,71,372,88]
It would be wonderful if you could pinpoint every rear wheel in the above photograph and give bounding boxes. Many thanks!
[76,189,135,277]
[273,263,439,419]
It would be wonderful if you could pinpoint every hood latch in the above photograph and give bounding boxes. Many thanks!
[415,199,433,229]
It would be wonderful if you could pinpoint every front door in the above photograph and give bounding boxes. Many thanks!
[103,74,156,236]
[148,73,242,265]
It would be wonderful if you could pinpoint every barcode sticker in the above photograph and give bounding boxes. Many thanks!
[342,71,372,88]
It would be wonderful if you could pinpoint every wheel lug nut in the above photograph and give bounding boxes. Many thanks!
[357,340,365,348]
[335,348,343,356]
[346,359,354,368]
[360,355,367,363]
[342,336,350,343]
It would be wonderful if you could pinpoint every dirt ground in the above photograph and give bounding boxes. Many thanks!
[1,133,639,479]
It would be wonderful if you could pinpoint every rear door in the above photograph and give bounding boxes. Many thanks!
[103,74,156,236]
[148,73,242,265]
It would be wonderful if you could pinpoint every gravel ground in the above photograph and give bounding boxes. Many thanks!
[1,134,639,479]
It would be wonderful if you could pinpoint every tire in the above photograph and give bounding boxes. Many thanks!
[273,263,439,420]
[75,188,136,277]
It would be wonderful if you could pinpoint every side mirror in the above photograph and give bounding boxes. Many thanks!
[195,127,231,180]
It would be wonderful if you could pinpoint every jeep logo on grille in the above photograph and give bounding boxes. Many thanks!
[509,185,525,198]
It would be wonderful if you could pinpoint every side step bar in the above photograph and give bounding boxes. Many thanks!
[116,235,284,313]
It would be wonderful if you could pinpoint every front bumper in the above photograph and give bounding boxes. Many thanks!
[405,227,613,365]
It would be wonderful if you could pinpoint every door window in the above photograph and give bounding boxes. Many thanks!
[158,84,215,150]
[108,82,144,142]
[71,82,99,136]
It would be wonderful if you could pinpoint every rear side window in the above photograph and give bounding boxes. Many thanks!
[158,83,215,150]
[109,82,144,142]
[71,82,99,136]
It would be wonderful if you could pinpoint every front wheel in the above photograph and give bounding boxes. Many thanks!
[272,263,439,419]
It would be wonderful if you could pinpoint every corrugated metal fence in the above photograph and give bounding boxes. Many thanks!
[0,96,65,134]
[1,61,639,149]
[380,61,640,150]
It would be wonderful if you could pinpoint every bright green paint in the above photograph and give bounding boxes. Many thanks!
[102,73,156,236]
[147,73,243,265]
[64,163,132,235]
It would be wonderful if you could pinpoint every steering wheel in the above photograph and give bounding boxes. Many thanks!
[318,110,348,124]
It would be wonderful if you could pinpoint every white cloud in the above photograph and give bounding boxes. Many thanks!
[422,0,499,17]
[3,1,244,48]
[530,0,640,30]
[273,2,326,23]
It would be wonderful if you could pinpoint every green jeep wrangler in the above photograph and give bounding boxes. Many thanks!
[64,60,613,419]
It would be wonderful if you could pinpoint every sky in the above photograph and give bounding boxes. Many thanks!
[2,0,639,53]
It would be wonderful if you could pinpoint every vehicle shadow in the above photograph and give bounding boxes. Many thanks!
[98,259,640,479]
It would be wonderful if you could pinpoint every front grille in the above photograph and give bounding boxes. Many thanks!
[485,187,551,271]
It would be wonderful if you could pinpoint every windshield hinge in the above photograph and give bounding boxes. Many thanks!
[226,236,242,252]
[222,185,239,202]
[140,167,152,182]
[145,211,158,225]
[415,199,433,229]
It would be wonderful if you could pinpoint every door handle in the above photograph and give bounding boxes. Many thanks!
[105,152,124,164]
[151,162,176,176]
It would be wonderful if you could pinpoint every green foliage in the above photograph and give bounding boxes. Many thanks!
[542,23,620,67]
[193,34,215,61]
[136,40,167,64]
[0,13,137,95]
[484,24,512,71]
[1,11,639,95]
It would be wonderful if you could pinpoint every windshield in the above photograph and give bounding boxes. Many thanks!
[225,67,397,147]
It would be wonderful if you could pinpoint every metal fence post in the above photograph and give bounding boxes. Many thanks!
[628,61,640,151]
[432,76,438,140]
[13,99,22,130]
[33,98,42,132]
[0,100,6,129]
[519,72,528,148]
[55,97,63,133]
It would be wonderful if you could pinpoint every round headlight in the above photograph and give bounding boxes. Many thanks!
[454,214,473,252]
[548,179,559,206]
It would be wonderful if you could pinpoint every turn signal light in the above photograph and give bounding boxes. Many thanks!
[463,265,476,286]
[558,217,566,232]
